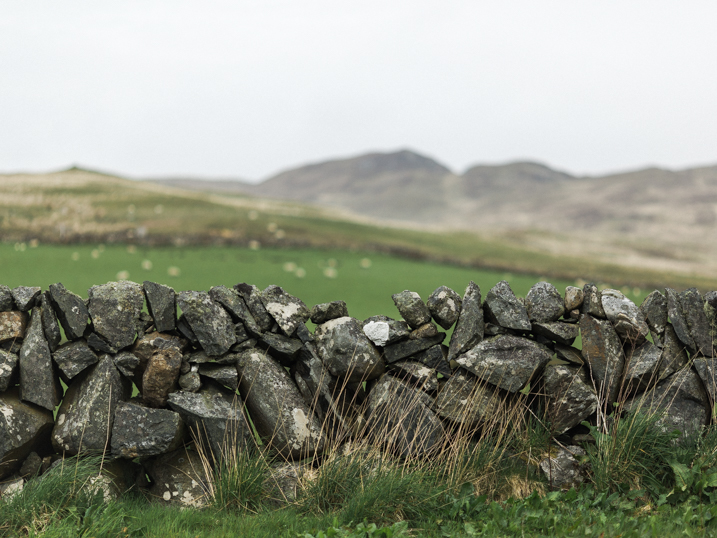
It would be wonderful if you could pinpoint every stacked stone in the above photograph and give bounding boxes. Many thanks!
[3,278,717,502]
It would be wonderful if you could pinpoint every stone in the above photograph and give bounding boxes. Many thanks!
[236,349,324,459]
[412,344,452,376]
[168,383,252,464]
[52,340,99,381]
[186,349,239,366]
[260,285,310,336]
[0,387,54,480]
[484,280,531,331]
[447,281,484,362]
[142,346,182,408]
[179,370,201,392]
[52,356,129,455]
[257,332,302,365]
[176,315,199,346]
[177,291,235,356]
[455,335,552,393]
[40,292,61,352]
[86,332,118,354]
[554,343,584,365]
[435,369,505,427]
[623,368,708,441]
[0,477,24,499]
[146,448,209,507]
[234,283,274,332]
[0,285,14,311]
[382,332,445,364]
[639,290,668,335]
[234,322,250,344]
[113,351,140,378]
[19,451,42,479]
[19,308,60,411]
[693,358,717,404]
[388,360,438,392]
[540,446,587,490]
[265,462,305,505]
[310,301,349,325]
[11,286,41,312]
[0,349,18,392]
[531,321,579,346]
[658,324,689,381]
[365,375,444,457]
[600,288,649,344]
[707,291,717,310]
[543,364,598,434]
[581,283,606,318]
[427,286,462,330]
[679,288,715,357]
[362,316,410,347]
[1,340,21,355]
[623,341,662,394]
[666,288,696,354]
[197,363,238,390]
[314,317,385,383]
[579,314,624,405]
[131,332,185,387]
[86,281,144,350]
[111,401,185,459]
[564,286,584,312]
[409,322,438,340]
[209,285,262,335]
[48,282,89,340]
[143,281,177,333]
[294,323,314,344]
[0,311,26,343]
[525,281,564,323]
[391,290,431,329]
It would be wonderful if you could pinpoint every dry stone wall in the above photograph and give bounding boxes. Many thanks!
[1,279,717,502]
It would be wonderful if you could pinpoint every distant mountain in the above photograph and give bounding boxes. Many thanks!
[148,178,254,195]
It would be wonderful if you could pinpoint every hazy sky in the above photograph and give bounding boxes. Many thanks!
[2,1,716,181]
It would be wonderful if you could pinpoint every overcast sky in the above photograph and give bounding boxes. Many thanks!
[2,1,716,181]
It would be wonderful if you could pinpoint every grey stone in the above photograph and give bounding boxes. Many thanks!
[0,285,14,312]
[294,322,314,344]
[177,291,235,356]
[526,281,564,323]
[382,332,445,364]
[623,340,662,394]
[87,281,144,350]
[581,283,606,318]
[52,340,98,381]
[601,288,649,344]
[143,281,176,333]
[365,375,444,457]
[257,332,302,365]
[142,346,182,407]
[658,324,689,381]
[111,402,185,458]
[40,292,61,352]
[484,280,531,331]
[179,371,201,392]
[666,288,696,353]
[0,350,18,392]
[579,314,624,405]
[131,332,185,389]
[209,285,262,335]
[540,446,587,490]
[388,360,438,392]
[186,349,239,365]
[260,285,310,336]
[679,288,715,357]
[86,331,118,354]
[707,291,717,310]
[168,383,252,464]
[0,387,54,480]
[19,308,60,411]
[362,316,410,347]
[391,290,431,329]
[544,365,598,434]
[412,344,451,376]
[447,281,484,362]
[237,350,324,458]
[564,286,584,312]
[435,369,505,427]
[1,339,22,355]
[408,322,439,340]
[197,363,238,390]
[455,334,551,393]
[234,283,274,332]
[310,301,348,325]
[176,315,199,346]
[427,286,462,330]
[48,282,88,340]
[113,351,140,378]
[146,448,209,507]
[0,311,26,343]
[315,317,385,382]
[639,290,668,335]
[19,451,42,479]
[555,343,584,365]
[11,286,41,312]
[693,357,717,404]
[52,356,129,455]
[531,321,579,345]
